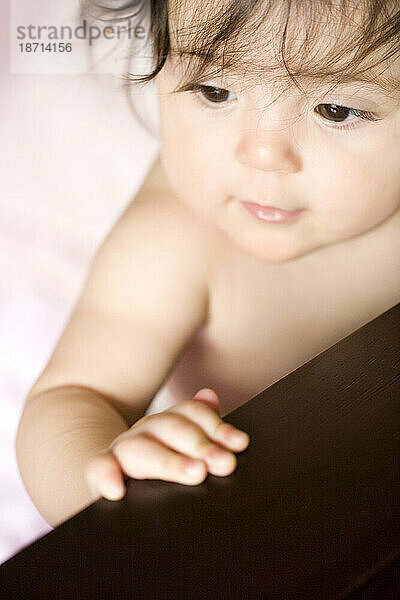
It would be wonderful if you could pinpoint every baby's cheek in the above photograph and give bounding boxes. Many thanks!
[159,147,182,192]
[390,110,400,140]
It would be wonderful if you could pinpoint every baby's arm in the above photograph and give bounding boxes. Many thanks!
[16,156,249,527]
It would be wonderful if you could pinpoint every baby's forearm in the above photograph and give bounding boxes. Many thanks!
[16,386,130,527]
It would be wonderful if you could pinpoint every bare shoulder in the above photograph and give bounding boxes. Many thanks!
[80,170,220,349]
[27,163,218,420]
[101,177,216,291]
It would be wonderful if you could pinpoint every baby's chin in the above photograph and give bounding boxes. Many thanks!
[221,227,323,264]
[237,242,315,264]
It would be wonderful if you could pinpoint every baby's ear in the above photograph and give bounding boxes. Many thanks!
[192,388,221,414]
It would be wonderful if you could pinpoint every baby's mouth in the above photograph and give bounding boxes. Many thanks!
[240,201,305,224]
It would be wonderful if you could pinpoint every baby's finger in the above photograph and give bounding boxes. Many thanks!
[192,388,221,414]
[133,412,237,476]
[113,433,207,485]
[85,452,126,501]
[168,399,250,453]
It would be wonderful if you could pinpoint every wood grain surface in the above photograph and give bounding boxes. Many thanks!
[1,303,399,599]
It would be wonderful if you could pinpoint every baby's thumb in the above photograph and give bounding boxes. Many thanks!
[192,388,220,414]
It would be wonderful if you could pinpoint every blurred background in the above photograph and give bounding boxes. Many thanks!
[1,0,159,563]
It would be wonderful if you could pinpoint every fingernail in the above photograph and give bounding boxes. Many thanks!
[184,459,204,477]
[206,447,231,464]
[193,388,217,402]
[222,425,249,446]
[87,479,99,500]
[104,483,124,501]
[232,429,249,442]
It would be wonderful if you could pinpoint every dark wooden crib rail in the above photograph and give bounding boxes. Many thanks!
[1,303,399,599]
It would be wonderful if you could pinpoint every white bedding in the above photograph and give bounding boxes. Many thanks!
[0,61,160,563]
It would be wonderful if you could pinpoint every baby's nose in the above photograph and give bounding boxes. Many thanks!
[236,130,301,174]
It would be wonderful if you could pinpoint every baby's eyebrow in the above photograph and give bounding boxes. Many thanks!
[318,71,399,93]
[172,56,399,102]
[171,50,399,99]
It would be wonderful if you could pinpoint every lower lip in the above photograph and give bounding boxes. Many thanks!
[240,201,304,224]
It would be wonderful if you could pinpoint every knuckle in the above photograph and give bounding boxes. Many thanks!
[212,419,225,439]
[194,438,213,456]
[113,433,149,457]
[169,453,185,477]
[160,412,191,432]
[131,414,155,432]
[164,412,212,451]
[178,458,193,478]
[139,414,156,426]
[161,449,190,481]
[139,412,193,438]
[173,400,224,440]
[113,434,155,478]
[185,399,209,415]
[181,400,216,423]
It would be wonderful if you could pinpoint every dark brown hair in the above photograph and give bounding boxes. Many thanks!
[82,0,399,137]
[84,0,399,95]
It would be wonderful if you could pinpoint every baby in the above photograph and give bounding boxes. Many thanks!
[17,0,400,527]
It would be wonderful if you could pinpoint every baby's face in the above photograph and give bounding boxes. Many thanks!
[154,20,400,263]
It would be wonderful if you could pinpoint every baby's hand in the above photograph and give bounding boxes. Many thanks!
[85,388,250,501]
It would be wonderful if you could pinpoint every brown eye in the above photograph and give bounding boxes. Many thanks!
[315,104,351,122]
[198,85,233,104]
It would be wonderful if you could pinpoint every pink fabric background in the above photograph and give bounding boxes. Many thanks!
[0,51,160,563]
